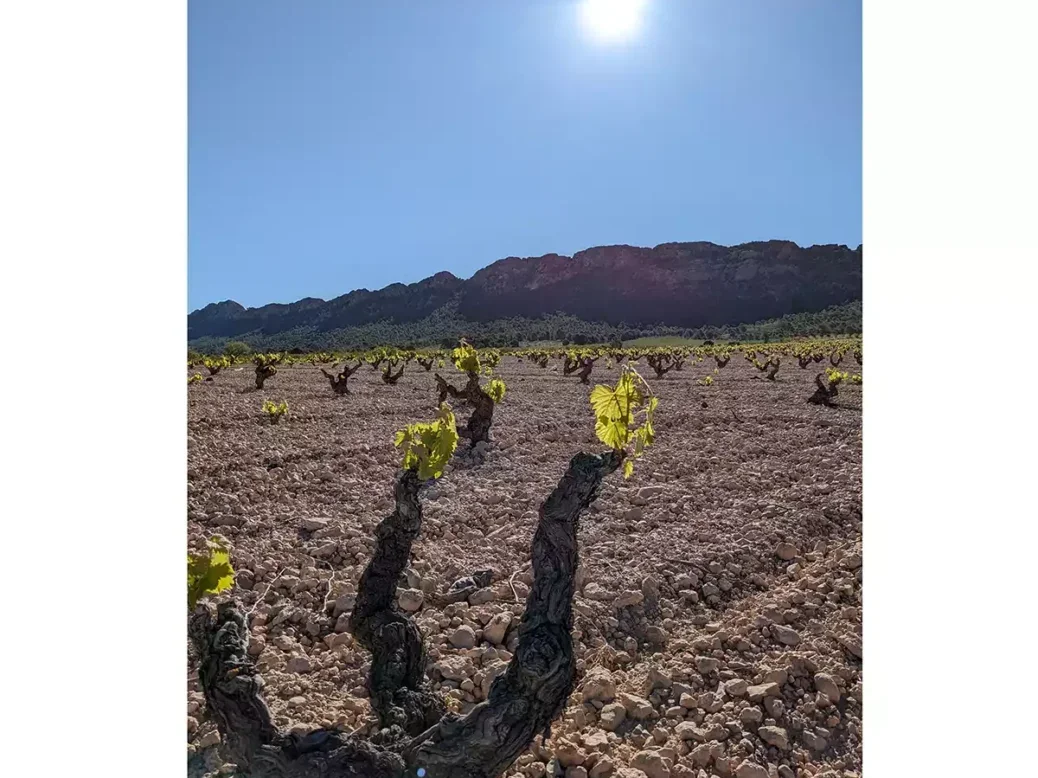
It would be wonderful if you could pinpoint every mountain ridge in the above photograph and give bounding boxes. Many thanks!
[189,240,862,342]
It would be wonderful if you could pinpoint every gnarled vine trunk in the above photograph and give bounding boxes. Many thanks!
[565,357,597,384]
[349,470,446,739]
[189,451,623,778]
[321,363,361,395]
[807,373,839,406]
[434,372,494,444]
[576,359,596,384]
[256,365,277,390]
[382,363,405,385]
[646,355,674,379]
[404,451,622,776]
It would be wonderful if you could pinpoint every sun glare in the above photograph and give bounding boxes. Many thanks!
[580,0,647,44]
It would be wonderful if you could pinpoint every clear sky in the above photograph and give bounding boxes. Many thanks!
[189,0,861,311]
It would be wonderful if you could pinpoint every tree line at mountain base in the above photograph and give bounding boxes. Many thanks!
[187,300,861,355]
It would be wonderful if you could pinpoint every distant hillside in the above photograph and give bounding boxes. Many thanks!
[189,240,862,349]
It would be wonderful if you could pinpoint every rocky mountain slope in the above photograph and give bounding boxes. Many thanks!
[189,241,862,341]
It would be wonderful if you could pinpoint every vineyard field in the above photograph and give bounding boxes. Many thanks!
[188,345,862,778]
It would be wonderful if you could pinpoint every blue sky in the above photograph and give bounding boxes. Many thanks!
[189,0,861,311]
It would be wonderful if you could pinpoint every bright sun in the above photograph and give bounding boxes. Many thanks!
[580,0,647,43]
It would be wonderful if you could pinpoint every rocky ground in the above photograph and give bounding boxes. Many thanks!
[187,355,862,778]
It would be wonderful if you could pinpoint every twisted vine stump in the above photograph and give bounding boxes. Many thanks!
[714,355,730,369]
[752,359,771,374]
[807,373,839,406]
[564,357,598,384]
[190,604,407,777]
[321,363,361,395]
[830,353,844,367]
[382,363,406,385]
[433,374,452,405]
[646,355,675,379]
[189,451,623,778]
[416,358,435,372]
[433,372,494,444]
[798,355,812,369]
[403,451,622,776]
[350,470,447,740]
[256,364,277,390]
[765,358,781,381]
[576,358,598,384]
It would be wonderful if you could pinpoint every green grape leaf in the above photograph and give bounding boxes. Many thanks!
[589,386,613,418]
[595,417,629,450]
[187,539,235,609]
[589,366,658,477]
[262,399,288,418]
[484,378,507,404]
[394,403,459,480]
[451,341,481,373]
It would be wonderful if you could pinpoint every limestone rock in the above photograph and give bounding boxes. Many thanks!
[735,762,769,778]
[746,682,780,703]
[483,611,512,645]
[814,672,841,703]
[771,624,801,646]
[724,679,748,697]
[631,751,670,778]
[582,667,617,703]
[398,588,424,612]
[758,725,790,750]
[600,702,627,731]
[616,590,645,608]
[449,625,477,649]
[619,692,655,721]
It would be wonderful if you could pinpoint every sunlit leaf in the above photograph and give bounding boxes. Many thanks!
[588,366,658,477]
[484,378,507,404]
[187,538,236,609]
[394,403,458,480]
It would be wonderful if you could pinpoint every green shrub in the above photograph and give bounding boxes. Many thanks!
[262,399,288,424]
[224,341,252,358]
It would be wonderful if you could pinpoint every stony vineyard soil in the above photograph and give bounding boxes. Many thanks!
[187,357,863,778]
